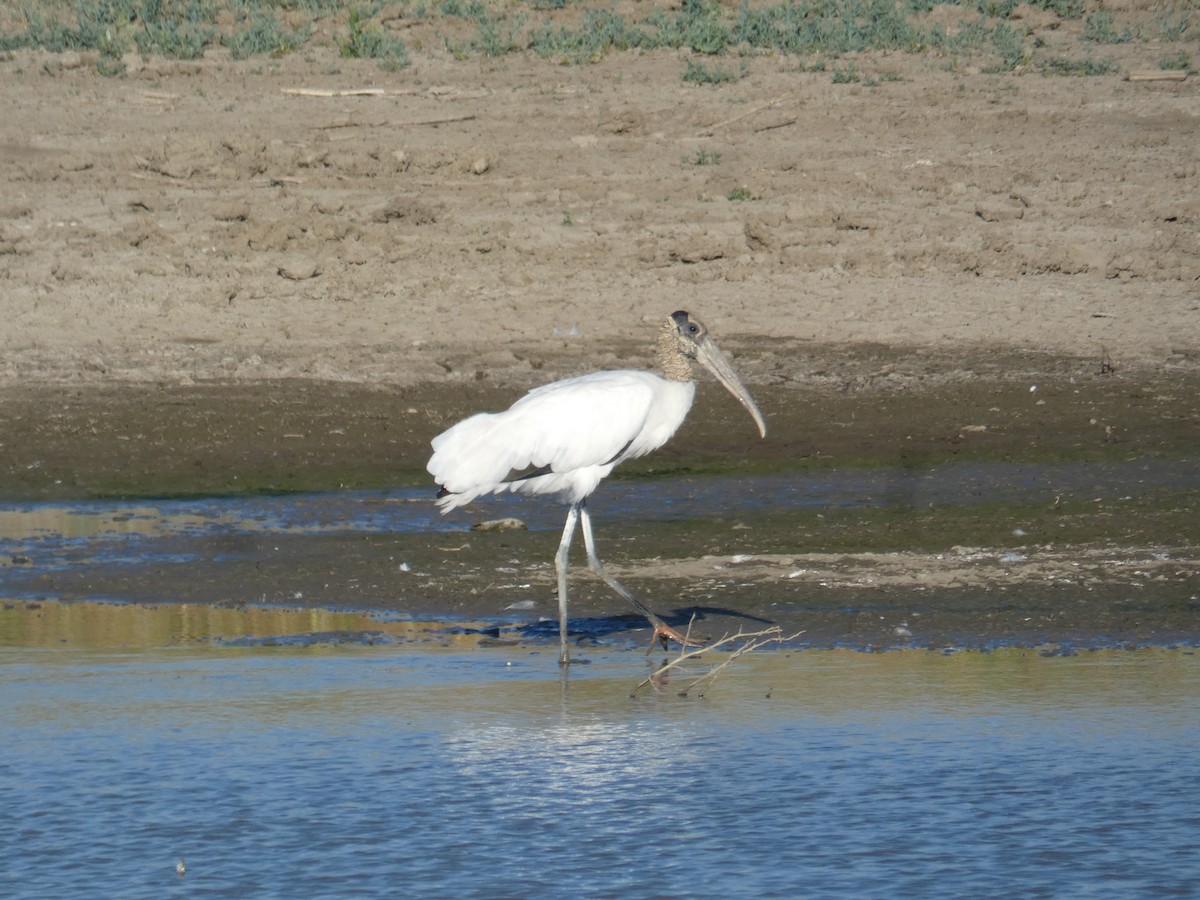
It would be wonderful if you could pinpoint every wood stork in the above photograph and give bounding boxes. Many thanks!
[427,310,767,665]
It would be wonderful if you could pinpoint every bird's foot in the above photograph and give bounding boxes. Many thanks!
[650,622,706,653]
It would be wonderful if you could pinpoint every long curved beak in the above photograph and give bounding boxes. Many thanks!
[695,337,767,438]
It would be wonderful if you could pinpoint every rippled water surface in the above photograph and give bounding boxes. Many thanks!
[2,603,1197,898]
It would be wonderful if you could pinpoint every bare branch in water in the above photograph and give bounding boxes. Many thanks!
[631,624,804,698]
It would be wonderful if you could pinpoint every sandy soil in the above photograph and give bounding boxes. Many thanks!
[1,37,1198,648]
[2,41,1197,388]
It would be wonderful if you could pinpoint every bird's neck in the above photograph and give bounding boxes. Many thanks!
[656,323,693,383]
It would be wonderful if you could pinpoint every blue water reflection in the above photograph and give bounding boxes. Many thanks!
[2,646,1197,898]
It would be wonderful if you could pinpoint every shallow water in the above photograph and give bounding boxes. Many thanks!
[2,603,1198,898]
[1,456,1194,591]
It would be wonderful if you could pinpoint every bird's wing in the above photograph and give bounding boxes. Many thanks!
[510,370,658,471]
[428,371,659,495]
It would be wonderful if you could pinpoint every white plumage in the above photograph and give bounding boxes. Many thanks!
[429,371,695,510]
[427,310,766,665]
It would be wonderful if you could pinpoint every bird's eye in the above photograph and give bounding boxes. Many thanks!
[688,324,699,334]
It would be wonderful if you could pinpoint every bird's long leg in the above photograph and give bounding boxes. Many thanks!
[577,500,702,651]
[555,503,581,666]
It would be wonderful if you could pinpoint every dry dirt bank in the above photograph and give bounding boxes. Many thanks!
[1,45,1197,390]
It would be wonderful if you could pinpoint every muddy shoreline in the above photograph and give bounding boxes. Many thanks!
[3,346,1197,500]
[3,368,1198,652]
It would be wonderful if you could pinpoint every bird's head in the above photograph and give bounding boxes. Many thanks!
[662,310,767,439]
[669,309,708,357]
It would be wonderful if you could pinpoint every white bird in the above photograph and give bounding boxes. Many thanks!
[427,310,766,665]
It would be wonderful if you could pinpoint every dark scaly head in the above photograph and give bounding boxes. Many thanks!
[658,310,766,438]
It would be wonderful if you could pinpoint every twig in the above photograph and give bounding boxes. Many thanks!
[281,87,420,97]
[319,119,390,131]
[698,95,791,136]
[753,118,797,133]
[679,629,799,697]
[630,625,804,697]
[1127,71,1188,82]
[253,176,305,188]
[316,112,480,129]
[396,114,478,128]
[680,612,697,653]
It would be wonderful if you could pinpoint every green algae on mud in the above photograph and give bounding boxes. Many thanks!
[690,488,1200,556]
[0,358,1197,501]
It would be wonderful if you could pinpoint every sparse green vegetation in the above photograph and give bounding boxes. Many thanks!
[529,9,640,63]
[1154,11,1192,42]
[738,0,920,56]
[1158,51,1191,72]
[649,0,730,55]
[1038,55,1117,76]
[473,11,527,55]
[727,186,753,201]
[1028,0,1084,18]
[340,5,410,69]
[137,19,217,60]
[0,0,1183,75]
[224,9,309,59]
[1083,10,1130,45]
[683,57,742,84]
[684,148,722,166]
[831,61,861,83]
